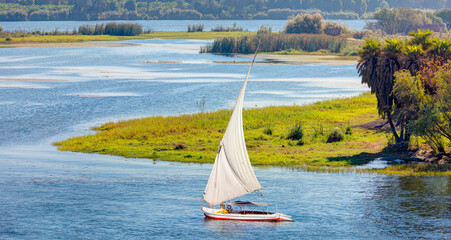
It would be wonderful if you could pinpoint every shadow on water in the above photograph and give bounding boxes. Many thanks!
[326,152,383,166]
[202,217,292,234]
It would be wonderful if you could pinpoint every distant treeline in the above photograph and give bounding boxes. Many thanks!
[0,0,449,21]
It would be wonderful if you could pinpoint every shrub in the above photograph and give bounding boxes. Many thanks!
[353,31,368,39]
[345,126,352,135]
[286,122,304,141]
[211,23,243,32]
[285,13,323,34]
[187,24,204,32]
[323,21,344,36]
[263,125,273,135]
[0,24,3,33]
[312,124,324,138]
[296,139,304,146]
[393,63,451,154]
[257,25,272,35]
[174,143,186,150]
[327,128,344,143]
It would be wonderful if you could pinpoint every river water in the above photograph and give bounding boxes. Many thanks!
[0,39,449,239]
[0,19,372,32]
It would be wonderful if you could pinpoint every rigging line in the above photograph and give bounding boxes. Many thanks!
[256,190,277,213]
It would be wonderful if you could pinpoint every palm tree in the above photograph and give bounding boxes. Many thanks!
[428,38,451,61]
[408,29,433,50]
[378,39,404,142]
[357,39,381,92]
[358,39,402,142]
[404,45,424,76]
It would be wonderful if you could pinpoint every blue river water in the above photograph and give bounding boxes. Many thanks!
[0,39,449,239]
[0,19,372,32]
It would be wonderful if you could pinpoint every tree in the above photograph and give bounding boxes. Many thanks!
[285,13,323,34]
[393,63,451,154]
[359,30,450,149]
[357,39,381,91]
[428,38,451,61]
[377,39,404,141]
[357,39,405,142]
[404,45,424,76]
[408,29,433,50]
[371,8,433,34]
[435,9,451,29]
[124,0,137,12]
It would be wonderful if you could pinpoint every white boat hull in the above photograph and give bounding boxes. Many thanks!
[201,207,293,221]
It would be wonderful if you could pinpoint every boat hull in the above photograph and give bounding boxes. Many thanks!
[201,207,293,222]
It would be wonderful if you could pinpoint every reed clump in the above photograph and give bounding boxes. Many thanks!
[78,23,143,36]
[187,24,204,32]
[201,32,347,54]
[211,23,244,32]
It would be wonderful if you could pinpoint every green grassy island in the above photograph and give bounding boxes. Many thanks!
[0,31,254,44]
[54,93,451,176]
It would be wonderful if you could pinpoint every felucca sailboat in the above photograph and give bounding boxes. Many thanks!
[201,50,292,222]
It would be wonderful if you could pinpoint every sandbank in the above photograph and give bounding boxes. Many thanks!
[0,42,138,48]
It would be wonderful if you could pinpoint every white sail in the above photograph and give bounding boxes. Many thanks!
[203,54,262,206]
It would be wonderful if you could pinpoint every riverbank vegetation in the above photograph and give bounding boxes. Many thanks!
[0,30,254,44]
[201,13,359,55]
[357,29,450,159]
[201,9,450,56]
[0,1,447,21]
[54,93,450,176]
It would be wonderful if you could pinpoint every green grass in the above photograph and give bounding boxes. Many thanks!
[54,93,450,176]
[0,31,255,44]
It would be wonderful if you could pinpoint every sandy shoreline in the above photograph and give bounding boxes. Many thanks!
[239,54,358,65]
[0,42,138,48]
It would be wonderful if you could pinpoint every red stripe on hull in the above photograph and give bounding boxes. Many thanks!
[204,213,282,222]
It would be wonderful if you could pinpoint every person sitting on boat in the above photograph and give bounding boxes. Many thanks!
[216,203,228,214]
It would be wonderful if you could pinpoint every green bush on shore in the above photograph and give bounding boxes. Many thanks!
[285,13,324,34]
